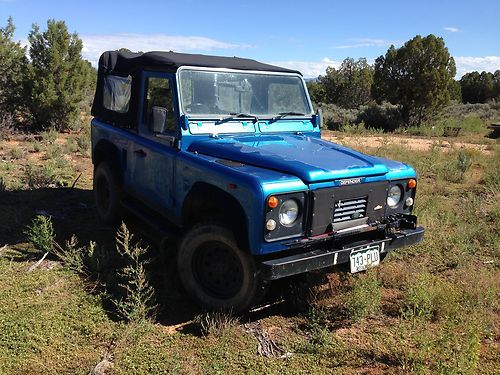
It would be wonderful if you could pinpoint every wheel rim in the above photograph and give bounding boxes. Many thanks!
[96,174,111,213]
[192,241,244,299]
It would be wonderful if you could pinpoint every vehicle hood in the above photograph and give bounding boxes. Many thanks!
[188,134,392,183]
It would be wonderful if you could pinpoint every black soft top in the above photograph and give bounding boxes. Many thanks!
[92,50,301,128]
[98,50,301,76]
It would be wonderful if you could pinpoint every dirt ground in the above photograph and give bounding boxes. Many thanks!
[323,130,495,155]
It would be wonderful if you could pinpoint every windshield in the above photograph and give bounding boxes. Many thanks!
[178,69,312,117]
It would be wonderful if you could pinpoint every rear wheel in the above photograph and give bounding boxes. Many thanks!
[93,161,122,224]
[177,223,264,312]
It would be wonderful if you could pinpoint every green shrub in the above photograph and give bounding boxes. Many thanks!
[46,144,63,160]
[443,102,500,121]
[344,270,381,322]
[299,307,333,354]
[51,235,87,274]
[441,151,473,183]
[24,159,74,188]
[31,140,42,153]
[0,175,6,191]
[24,215,55,254]
[457,151,473,174]
[317,103,358,130]
[24,163,60,188]
[8,148,24,160]
[63,137,78,154]
[113,223,156,323]
[50,233,118,280]
[40,128,58,144]
[76,130,90,155]
[338,122,367,134]
[357,102,403,131]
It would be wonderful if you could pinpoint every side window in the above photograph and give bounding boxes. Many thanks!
[144,77,176,134]
[103,75,132,113]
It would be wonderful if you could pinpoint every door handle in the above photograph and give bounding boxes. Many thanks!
[134,149,147,157]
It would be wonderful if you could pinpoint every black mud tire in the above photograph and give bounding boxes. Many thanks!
[177,223,264,312]
[93,161,122,225]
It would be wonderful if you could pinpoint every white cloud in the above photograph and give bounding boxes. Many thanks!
[80,33,249,66]
[444,27,461,33]
[269,58,341,78]
[269,56,500,79]
[333,38,398,49]
[454,56,500,77]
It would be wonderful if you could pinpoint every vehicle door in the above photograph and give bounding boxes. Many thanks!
[127,71,179,218]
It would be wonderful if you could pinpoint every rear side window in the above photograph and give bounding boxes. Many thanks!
[103,75,132,113]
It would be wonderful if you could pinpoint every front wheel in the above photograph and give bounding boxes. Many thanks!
[177,223,264,312]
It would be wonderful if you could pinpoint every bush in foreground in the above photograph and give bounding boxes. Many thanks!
[24,215,55,254]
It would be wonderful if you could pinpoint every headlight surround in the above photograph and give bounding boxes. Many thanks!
[387,185,403,208]
[278,199,299,226]
[265,192,305,242]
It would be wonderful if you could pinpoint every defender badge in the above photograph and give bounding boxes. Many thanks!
[374,205,383,210]
[339,177,363,186]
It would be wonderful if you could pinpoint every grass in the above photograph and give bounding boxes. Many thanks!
[0,127,498,373]
[344,270,381,322]
[195,311,239,337]
[405,115,488,137]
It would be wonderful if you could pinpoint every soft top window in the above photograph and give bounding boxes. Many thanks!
[103,75,132,113]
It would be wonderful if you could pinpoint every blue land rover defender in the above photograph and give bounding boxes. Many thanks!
[91,51,424,311]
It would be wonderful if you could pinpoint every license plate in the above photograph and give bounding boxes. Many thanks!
[350,245,380,273]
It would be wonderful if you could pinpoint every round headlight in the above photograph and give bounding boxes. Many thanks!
[387,185,403,207]
[279,199,299,226]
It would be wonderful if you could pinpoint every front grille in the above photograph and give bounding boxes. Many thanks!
[333,196,368,223]
[309,182,387,237]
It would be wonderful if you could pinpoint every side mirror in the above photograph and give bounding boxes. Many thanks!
[316,108,324,129]
[152,106,167,133]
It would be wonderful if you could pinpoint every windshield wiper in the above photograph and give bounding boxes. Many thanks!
[270,111,306,122]
[215,113,259,125]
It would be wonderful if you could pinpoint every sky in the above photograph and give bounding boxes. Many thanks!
[1,0,499,78]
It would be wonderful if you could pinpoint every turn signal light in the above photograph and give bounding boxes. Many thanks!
[408,179,417,189]
[267,196,279,209]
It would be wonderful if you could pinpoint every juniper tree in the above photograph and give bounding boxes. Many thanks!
[26,19,93,130]
[0,17,27,114]
[372,35,456,126]
[318,57,374,109]
[460,71,499,103]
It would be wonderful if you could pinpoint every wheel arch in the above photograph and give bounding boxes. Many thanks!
[92,139,123,182]
[181,182,250,252]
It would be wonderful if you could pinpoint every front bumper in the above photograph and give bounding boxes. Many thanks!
[260,226,424,280]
